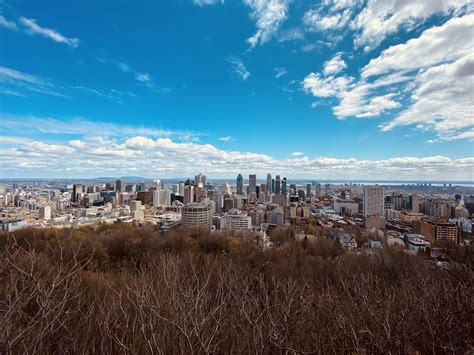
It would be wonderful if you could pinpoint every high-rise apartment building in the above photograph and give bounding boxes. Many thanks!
[363,186,385,216]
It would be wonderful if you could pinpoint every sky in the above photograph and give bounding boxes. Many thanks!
[0,0,473,180]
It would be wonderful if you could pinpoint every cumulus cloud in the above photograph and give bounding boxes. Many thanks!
[323,53,347,76]
[19,17,79,47]
[244,0,291,48]
[380,54,474,140]
[361,14,474,78]
[302,72,353,98]
[291,152,304,156]
[352,0,471,50]
[1,133,472,179]
[303,13,474,140]
[226,56,250,80]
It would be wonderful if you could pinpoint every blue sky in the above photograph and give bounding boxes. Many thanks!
[0,0,473,179]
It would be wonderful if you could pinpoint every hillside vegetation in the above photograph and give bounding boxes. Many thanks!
[1,224,473,353]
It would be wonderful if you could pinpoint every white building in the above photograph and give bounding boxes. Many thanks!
[363,186,384,216]
[153,190,171,207]
[220,209,252,232]
[39,205,51,220]
[181,202,213,231]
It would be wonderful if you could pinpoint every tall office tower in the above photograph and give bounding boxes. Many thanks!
[72,184,83,203]
[282,177,287,197]
[272,179,275,193]
[266,173,272,194]
[306,183,311,198]
[249,174,257,194]
[194,173,208,186]
[179,182,185,196]
[184,185,195,204]
[213,192,224,214]
[116,179,124,193]
[139,181,146,192]
[172,184,179,194]
[363,186,385,216]
[315,183,321,196]
[275,175,281,194]
[236,174,243,195]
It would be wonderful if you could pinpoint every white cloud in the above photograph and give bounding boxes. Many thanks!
[302,13,474,140]
[0,14,17,30]
[380,54,474,140]
[1,132,472,180]
[291,152,304,156]
[302,72,353,98]
[244,0,291,48]
[323,53,347,76]
[361,14,474,78]
[352,0,471,50]
[118,62,131,72]
[303,8,351,31]
[226,56,250,80]
[0,115,201,141]
[135,73,151,82]
[193,0,223,6]
[274,67,287,78]
[0,66,71,98]
[18,17,79,47]
[219,136,234,142]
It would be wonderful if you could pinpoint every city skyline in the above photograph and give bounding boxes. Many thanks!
[1,1,473,179]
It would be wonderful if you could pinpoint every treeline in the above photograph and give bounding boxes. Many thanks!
[0,224,473,354]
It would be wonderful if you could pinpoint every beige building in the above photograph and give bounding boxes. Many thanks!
[182,202,213,231]
[419,219,459,244]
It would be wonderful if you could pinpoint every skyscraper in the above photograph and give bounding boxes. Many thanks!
[249,174,257,194]
[116,179,124,193]
[282,177,287,198]
[236,174,243,195]
[266,173,272,194]
[195,173,207,186]
[306,183,312,198]
[275,175,281,195]
[72,184,83,203]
